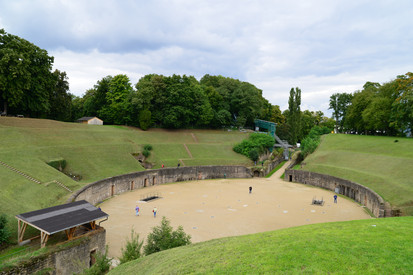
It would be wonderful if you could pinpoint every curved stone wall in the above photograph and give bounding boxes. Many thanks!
[284,169,387,218]
[67,166,252,205]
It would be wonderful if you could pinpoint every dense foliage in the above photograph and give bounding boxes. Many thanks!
[233,133,275,161]
[329,73,413,137]
[143,217,191,256]
[74,74,279,129]
[119,229,143,264]
[0,214,10,245]
[0,29,73,120]
[300,126,331,159]
[82,247,111,275]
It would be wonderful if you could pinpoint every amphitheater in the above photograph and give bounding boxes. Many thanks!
[95,162,372,259]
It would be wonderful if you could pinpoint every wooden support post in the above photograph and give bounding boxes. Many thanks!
[18,219,28,244]
[65,227,76,240]
[90,221,96,230]
[40,231,49,248]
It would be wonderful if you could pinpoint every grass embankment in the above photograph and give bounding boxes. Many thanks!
[110,217,413,274]
[303,134,413,215]
[0,117,250,241]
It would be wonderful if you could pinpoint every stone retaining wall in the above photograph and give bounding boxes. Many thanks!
[1,228,106,275]
[68,166,252,205]
[284,169,386,217]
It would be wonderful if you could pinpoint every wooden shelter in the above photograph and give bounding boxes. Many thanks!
[76,116,103,125]
[15,200,108,248]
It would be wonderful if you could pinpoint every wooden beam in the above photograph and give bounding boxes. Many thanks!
[65,227,77,240]
[18,219,28,244]
[90,221,96,230]
[40,231,49,248]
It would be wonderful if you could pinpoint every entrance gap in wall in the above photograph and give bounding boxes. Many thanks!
[153,176,156,185]
[131,181,134,190]
[289,175,292,182]
[111,185,114,196]
[144,178,148,187]
[90,249,96,267]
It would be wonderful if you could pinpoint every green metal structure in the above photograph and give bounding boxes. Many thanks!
[254,119,290,160]
[254,119,276,138]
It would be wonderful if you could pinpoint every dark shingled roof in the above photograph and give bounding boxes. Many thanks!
[76,116,99,121]
[16,200,108,235]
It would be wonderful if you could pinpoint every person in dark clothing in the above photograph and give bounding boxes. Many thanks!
[249,186,252,194]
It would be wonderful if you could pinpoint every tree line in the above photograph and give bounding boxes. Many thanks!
[329,72,413,137]
[0,28,333,145]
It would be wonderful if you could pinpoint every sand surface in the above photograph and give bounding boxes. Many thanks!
[100,163,372,259]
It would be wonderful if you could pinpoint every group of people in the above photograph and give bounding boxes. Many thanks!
[135,205,157,217]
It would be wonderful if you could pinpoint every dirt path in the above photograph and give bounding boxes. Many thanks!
[100,162,372,259]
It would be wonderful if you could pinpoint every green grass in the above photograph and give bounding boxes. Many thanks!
[303,134,413,215]
[0,117,251,242]
[109,217,413,274]
[265,160,286,178]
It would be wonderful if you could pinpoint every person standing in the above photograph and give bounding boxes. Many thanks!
[153,206,157,218]
[334,194,338,204]
[249,186,252,194]
[135,205,140,216]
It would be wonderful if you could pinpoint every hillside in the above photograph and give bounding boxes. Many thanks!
[0,117,250,239]
[109,217,413,274]
[302,134,413,215]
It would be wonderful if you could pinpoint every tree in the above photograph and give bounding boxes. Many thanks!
[139,109,152,130]
[287,87,301,145]
[48,69,72,121]
[0,29,54,116]
[392,72,413,136]
[329,92,353,132]
[143,217,191,256]
[98,74,133,124]
[119,229,143,264]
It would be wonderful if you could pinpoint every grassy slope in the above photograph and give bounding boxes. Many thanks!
[303,134,413,215]
[0,117,250,240]
[110,217,413,274]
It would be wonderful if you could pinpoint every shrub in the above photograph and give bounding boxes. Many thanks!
[300,126,331,159]
[143,217,191,256]
[0,214,10,245]
[82,247,111,275]
[143,144,153,151]
[233,133,275,161]
[249,148,259,161]
[119,229,143,264]
[46,158,67,171]
[142,149,150,158]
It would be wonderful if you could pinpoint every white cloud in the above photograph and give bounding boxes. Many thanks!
[2,0,413,117]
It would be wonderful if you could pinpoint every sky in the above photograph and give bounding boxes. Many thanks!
[1,0,412,116]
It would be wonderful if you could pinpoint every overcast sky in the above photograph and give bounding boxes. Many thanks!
[1,0,412,116]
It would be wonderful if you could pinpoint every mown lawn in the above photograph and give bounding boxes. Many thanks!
[0,117,250,241]
[303,134,413,215]
[109,217,413,274]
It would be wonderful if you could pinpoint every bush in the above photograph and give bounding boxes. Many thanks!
[300,126,331,159]
[0,214,10,245]
[119,229,143,264]
[143,144,153,151]
[142,149,150,158]
[46,158,67,171]
[233,133,275,161]
[249,148,259,161]
[81,246,111,275]
[143,217,191,256]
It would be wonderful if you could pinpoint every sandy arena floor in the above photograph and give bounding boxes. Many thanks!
[100,164,372,259]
